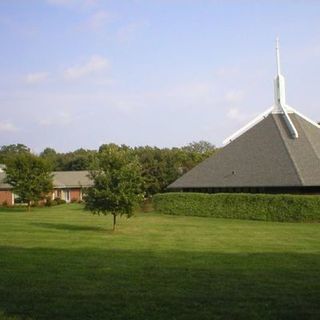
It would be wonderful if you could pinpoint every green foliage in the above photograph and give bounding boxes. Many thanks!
[181,140,215,154]
[1,200,9,207]
[40,147,97,171]
[45,197,53,207]
[54,198,67,205]
[45,197,67,207]
[84,144,144,229]
[4,153,53,210]
[134,144,215,196]
[153,192,320,222]
[0,144,30,165]
[2,141,216,197]
[40,141,215,196]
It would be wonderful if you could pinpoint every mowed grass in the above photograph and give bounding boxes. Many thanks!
[0,204,319,320]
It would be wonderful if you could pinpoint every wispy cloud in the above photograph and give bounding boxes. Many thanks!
[0,121,18,132]
[25,72,49,84]
[63,55,110,80]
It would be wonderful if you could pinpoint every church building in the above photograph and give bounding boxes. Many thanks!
[168,40,320,194]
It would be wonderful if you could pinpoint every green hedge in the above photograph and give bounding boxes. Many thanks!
[153,192,320,222]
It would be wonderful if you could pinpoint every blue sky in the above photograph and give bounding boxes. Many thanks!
[1,0,320,152]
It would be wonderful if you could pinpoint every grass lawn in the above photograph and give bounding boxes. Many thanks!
[0,204,319,320]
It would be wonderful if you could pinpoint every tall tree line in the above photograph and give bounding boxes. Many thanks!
[0,141,216,196]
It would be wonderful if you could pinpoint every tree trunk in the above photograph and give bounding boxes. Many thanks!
[112,213,116,231]
[28,201,31,212]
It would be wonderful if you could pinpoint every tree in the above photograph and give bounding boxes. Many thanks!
[40,147,58,170]
[5,153,53,211]
[84,144,144,231]
[0,144,30,165]
[182,140,216,154]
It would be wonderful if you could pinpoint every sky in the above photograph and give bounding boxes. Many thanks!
[1,0,320,152]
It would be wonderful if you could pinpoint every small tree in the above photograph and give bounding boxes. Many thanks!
[5,153,53,211]
[84,144,144,231]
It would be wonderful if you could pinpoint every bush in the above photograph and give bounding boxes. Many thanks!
[31,202,38,208]
[2,200,9,207]
[153,192,320,223]
[54,197,66,205]
[45,197,53,207]
[71,198,78,203]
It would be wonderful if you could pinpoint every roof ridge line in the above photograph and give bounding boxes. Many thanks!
[294,113,320,163]
[272,114,304,185]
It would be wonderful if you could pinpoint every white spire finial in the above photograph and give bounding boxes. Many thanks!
[276,37,281,75]
[274,37,286,109]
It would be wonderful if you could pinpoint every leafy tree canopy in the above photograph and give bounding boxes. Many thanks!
[182,140,216,154]
[85,144,144,230]
[5,153,53,211]
[0,144,30,165]
[2,140,216,197]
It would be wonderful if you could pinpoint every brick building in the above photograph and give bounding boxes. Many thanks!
[0,170,92,206]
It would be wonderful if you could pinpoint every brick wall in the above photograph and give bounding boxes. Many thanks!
[0,190,13,205]
[70,189,81,202]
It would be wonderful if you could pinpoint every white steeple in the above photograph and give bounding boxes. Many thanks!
[223,38,303,145]
[273,37,287,112]
[272,38,299,138]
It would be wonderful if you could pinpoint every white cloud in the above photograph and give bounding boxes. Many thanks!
[64,55,110,80]
[0,121,18,132]
[25,72,49,84]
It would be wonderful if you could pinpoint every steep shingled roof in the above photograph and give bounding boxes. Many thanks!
[168,113,320,189]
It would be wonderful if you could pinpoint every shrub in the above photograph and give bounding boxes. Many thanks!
[54,197,66,205]
[71,198,78,203]
[2,200,9,207]
[153,192,320,223]
[45,197,53,207]
[31,201,40,208]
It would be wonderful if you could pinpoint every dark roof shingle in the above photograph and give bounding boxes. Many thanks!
[168,113,320,189]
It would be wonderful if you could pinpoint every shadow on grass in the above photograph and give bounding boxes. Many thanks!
[30,222,107,232]
[0,246,319,320]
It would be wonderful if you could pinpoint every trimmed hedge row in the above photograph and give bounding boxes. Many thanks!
[153,192,320,222]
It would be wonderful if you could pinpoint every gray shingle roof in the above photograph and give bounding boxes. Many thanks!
[0,170,93,189]
[168,113,320,189]
[0,172,12,189]
[53,171,92,188]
